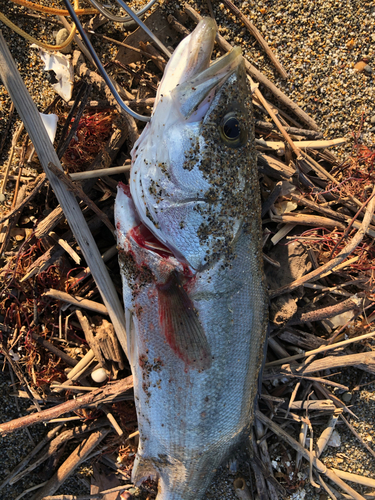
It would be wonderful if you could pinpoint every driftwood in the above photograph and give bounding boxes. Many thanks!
[31,428,110,500]
[0,376,133,436]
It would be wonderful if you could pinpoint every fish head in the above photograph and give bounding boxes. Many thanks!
[130,18,256,271]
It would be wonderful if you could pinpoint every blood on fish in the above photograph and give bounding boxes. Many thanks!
[118,181,131,197]
[129,223,172,259]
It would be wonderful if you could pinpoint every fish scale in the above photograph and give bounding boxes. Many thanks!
[115,18,267,500]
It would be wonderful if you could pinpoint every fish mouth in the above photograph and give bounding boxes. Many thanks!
[157,18,244,120]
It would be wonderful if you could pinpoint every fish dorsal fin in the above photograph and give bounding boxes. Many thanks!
[157,271,211,371]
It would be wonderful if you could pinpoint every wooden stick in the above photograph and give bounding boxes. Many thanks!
[31,331,78,367]
[220,0,288,78]
[41,484,134,500]
[288,400,335,411]
[43,289,108,315]
[265,329,375,367]
[0,31,129,358]
[31,428,110,500]
[287,294,364,326]
[10,420,106,485]
[0,173,45,225]
[270,213,346,230]
[0,425,63,491]
[70,162,131,181]
[332,469,375,488]
[255,120,322,139]
[315,409,342,458]
[0,376,133,436]
[48,162,115,234]
[270,186,375,297]
[262,137,347,152]
[183,4,319,130]
[255,410,366,500]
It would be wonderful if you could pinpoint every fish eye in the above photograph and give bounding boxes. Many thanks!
[219,112,247,148]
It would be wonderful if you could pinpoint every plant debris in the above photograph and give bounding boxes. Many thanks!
[0,1,374,500]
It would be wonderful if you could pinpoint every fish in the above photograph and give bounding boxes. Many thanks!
[115,17,268,500]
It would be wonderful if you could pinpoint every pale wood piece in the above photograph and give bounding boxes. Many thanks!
[265,329,375,367]
[31,428,110,500]
[0,32,129,357]
[43,289,108,315]
[70,163,131,181]
[315,409,342,458]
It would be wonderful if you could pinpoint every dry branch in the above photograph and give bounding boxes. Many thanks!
[0,376,133,436]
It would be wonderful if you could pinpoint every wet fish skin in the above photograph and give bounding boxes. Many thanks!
[115,18,267,500]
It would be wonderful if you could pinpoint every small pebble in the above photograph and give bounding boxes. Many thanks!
[364,64,373,74]
[91,367,108,383]
[342,392,353,403]
[56,28,72,54]
[354,61,367,72]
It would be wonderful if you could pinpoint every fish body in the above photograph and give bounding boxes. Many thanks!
[115,18,267,500]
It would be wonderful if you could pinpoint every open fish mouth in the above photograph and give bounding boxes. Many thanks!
[156,18,243,120]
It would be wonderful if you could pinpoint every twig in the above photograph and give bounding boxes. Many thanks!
[0,376,133,436]
[331,469,375,488]
[286,294,364,326]
[0,121,24,195]
[220,0,288,78]
[15,482,48,500]
[0,101,15,156]
[253,418,282,499]
[255,120,322,139]
[265,329,375,367]
[270,212,346,230]
[0,174,46,224]
[69,162,131,181]
[31,331,78,367]
[167,14,191,36]
[41,484,134,499]
[31,428,110,500]
[43,289,108,315]
[48,162,115,234]
[10,420,107,485]
[0,425,63,491]
[270,185,375,297]
[56,82,93,159]
[255,410,366,500]
[315,409,342,458]
[90,30,166,65]
[288,400,335,411]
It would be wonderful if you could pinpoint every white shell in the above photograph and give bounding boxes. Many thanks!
[91,368,107,383]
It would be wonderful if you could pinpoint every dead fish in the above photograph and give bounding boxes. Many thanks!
[115,18,267,500]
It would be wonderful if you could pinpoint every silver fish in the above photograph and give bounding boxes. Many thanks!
[115,18,267,500]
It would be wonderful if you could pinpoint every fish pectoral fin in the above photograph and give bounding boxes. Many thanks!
[157,271,212,370]
[132,455,159,485]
